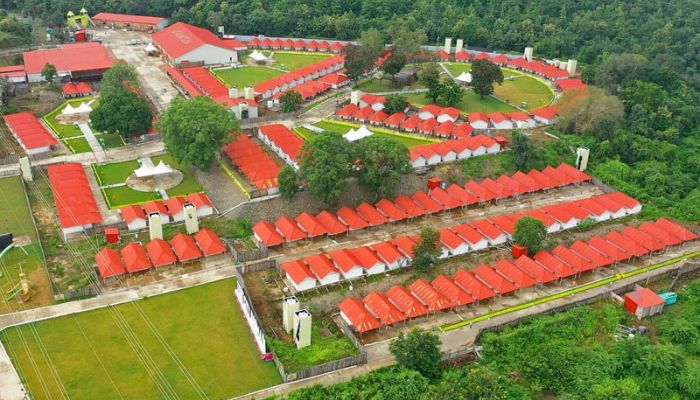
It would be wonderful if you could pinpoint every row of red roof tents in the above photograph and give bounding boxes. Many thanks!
[257,124,304,169]
[251,163,593,247]
[223,134,281,192]
[339,297,382,333]
[409,135,505,169]
[96,229,227,279]
[254,55,345,100]
[166,66,205,97]
[152,22,246,66]
[271,79,332,101]
[556,78,587,92]
[3,112,59,157]
[247,37,348,53]
[47,163,103,239]
[119,193,215,231]
[22,42,115,83]
[62,82,94,98]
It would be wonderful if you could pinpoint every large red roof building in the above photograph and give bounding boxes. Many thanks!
[23,42,115,83]
[152,22,246,66]
[93,12,169,31]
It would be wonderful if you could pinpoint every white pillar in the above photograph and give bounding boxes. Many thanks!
[576,147,590,171]
[148,213,163,240]
[282,296,299,333]
[293,309,312,349]
[184,203,199,234]
[444,37,452,53]
[567,59,578,76]
[19,157,32,181]
[524,47,534,61]
[455,39,464,53]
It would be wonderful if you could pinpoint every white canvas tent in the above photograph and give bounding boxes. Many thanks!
[250,50,268,62]
[134,159,176,178]
[61,100,95,115]
[343,125,373,142]
[455,72,472,84]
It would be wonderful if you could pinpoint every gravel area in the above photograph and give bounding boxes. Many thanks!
[195,163,248,213]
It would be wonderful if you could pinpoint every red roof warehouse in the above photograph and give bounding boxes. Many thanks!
[152,22,246,65]
[3,112,59,156]
[47,163,102,238]
[23,42,115,83]
[92,12,169,31]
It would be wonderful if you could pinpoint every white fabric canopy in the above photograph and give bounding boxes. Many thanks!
[144,43,158,53]
[455,72,472,83]
[61,100,94,115]
[250,50,268,62]
[343,125,373,142]
[134,159,176,178]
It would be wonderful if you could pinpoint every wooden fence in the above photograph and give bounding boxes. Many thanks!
[237,258,276,274]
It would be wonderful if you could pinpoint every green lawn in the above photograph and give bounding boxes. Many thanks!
[406,90,516,114]
[0,279,282,400]
[63,137,93,154]
[95,133,125,149]
[312,121,439,148]
[353,78,425,93]
[152,154,204,197]
[0,176,45,297]
[102,186,161,208]
[494,75,554,110]
[93,160,140,186]
[211,66,283,90]
[43,98,93,138]
[267,51,332,71]
[443,62,472,76]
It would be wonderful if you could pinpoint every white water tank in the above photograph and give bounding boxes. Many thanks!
[229,87,238,98]
[455,39,464,54]
[283,296,299,333]
[293,309,312,349]
[148,213,163,240]
[567,59,578,76]
[444,37,452,53]
[524,47,534,61]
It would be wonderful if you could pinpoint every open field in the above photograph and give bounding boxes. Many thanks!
[303,120,440,148]
[265,51,332,70]
[211,66,283,90]
[93,160,140,186]
[43,98,93,138]
[63,137,92,153]
[495,75,554,110]
[353,78,425,93]
[405,90,516,114]
[0,279,282,400]
[0,176,52,311]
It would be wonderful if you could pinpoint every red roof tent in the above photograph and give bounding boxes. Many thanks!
[93,12,167,25]
[275,215,307,242]
[511,171,538,192]
[339,297,381,333]
[432,275,474,307]
[523,209,558,230]
[336,104,359,117]
[531,250,575,279]
[295,211,329,238]
[440,228,466,251]
[638,221,682,246]
[470,219,506,242]
[121,242,151,273]
[62,82,93,96]
[429,187,462,210]
[282,259,316,286]
[375,199,408,222]
[165,196,187,216]
[465,180,496,202]
[47,163,103,229]
[170,233,202,262]
[327,249,361,274]
[384,112,407,126]
[605,230,649,257]
[452,124,474,138]
[166,66,205,97]
[531,106,558,120]
[553,245,594,273]
[655,218,699,242]
[364,291,406,325]
[587,235,631,263]
[337,206,369,230]
[556,163,591,182]
[3,112,59,150]
[356,202,389,226]
[120,205,146,224]
[474,264,517,294]
[489,215,516,235]
[371,241,404,265]
[494,259,536,288]
[183,66,229,98]
[146,238,178,268]
[386,285,429,318]
[453,269,496,301]
[495,174,525,196]
[304,254,338,280]
[315,210,349,235]
[622,226,664,252]
[570,240,613,268]
[224,134,281,190]
[253,220,285,247]
[152,22,246,60]
[96,247,127,278]
[527,169,555,190]
[195,228,228,256]
[480,178,513,199]
[451,224,486,246]
[400,115,422,130]
[22,42,115,76]
[625,287,665,315]
[410,279,452,311]
[541,165,569,187]
[394,195,427,218]
[350,246,383,270]
[411,191,445,213]
[446,184,478,206]
[514,255,557,284]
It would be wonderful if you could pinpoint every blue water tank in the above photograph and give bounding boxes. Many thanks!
[659,292,677,305]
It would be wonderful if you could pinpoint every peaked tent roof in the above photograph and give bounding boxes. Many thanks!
[304,254,338,280]
[432,275,474,307]
[295,211,329,238]
[514,255,557,284]
[145,238,178,268]
[338,297,381,333]
[494,259,536,288]
[121,243,151,273]
[170,233,202,262]
[315,210,349,235]
[474,264,517,294]
[386,285,429,319]
[253,220,286,247]
[281,259,316,285]
[409,279,451,311]
[194,228,228,256]
[453,269,496,301]
[363,291,406,325]
[337,206,370,230]
[275,216,307,242]
[96,247,127,278]
[327,249,362,274]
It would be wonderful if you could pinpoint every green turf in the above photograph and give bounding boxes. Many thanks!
[405,90,516,114]
[152,154,204,197]
[353,78,425,93]
[1,279,282,400]
[494,75,554,110]
[0,176,45,295]
[211,66,283,90]
[102,186,161,208]
[43,98,93,139]
[95,134,125,149]
[268,51,332,71]
[312,121,438,148]
[93,160,140,186]
[443,62,471,76]
[63,137,93,154]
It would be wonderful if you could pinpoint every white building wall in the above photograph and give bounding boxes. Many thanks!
[365,263,386,275]
[437,115,457,123]
[470,121,488,130]
[175,44,239,65]
[127,219,148,231]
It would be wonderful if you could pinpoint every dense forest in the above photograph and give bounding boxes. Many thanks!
[281,279,700,399]
[3,0,699,220]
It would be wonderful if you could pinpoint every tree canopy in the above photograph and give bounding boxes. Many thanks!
[279,90,303,113]
[100,61,139,92]
[41,63,56,82]
[471,59,504,99]
[298,133,352,205]
[342,45,374,83]
[90,87,153,138]
[157,97,238,170]
[383,94,408,116]
[412,226,442,273]
[356,136,410,198]
[278,165,299,199]
[389,329,442,379]
[513,216,547,255]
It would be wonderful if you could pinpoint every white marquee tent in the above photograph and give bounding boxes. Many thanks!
[343,125,373,142]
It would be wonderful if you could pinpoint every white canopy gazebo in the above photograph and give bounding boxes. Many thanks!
[61,99,95,115]
[455,72,472,84]
[249,50,268,63]
[134,159,176,178]
[144,43,158,54]
[343,125,373,142]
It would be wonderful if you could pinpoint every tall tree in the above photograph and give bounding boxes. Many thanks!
[359,28,385,60]
[389,329,442,379]
[278,165,299,199]
[412,226,442,272]
[158,97,238,170]
[279,90,303,113]
[383,94,408,115]
[100,61,139,91]
[513,216,547,255]
[419,63,443,103]
[357,136,410,198]
[381,51,407,83]
[439,80,466,106]
[41,63,56,82]
[388,26,428,62]
[471,59,504,99]
[90,87,152,138]
[510,131,535,170]
[298,133,352,204]
[343,45,374,84]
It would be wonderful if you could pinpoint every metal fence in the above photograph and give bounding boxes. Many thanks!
[55,285,100,302]
[281,352,368,382]
[237,258,275,274]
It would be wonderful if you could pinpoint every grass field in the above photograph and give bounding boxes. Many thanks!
[309,120,439,148]
[63,137,92,154]
[95,133,125,149]
[405,90,516,114]
[0,176,47,307]
[267,51,331,70]
[93,160,140,186]
[152,154,204,197]
[101,186,161,208]
[353,78,425,93]
[1,279,282,399]
[443,63,519,78]
[43,98,93,138]
[212,66,283,90]
[495,75,554,110]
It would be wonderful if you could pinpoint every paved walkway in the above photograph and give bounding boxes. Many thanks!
[77,123,107,162]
